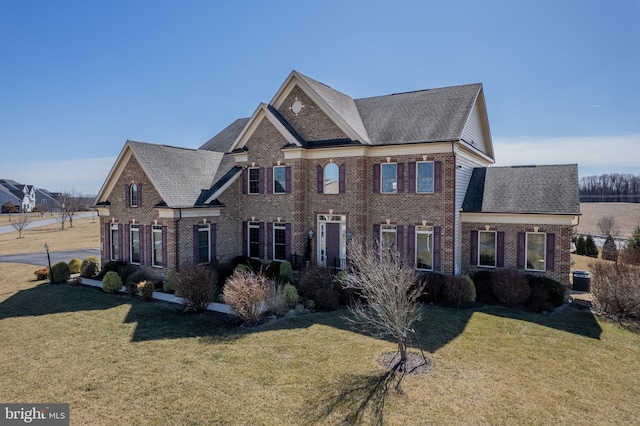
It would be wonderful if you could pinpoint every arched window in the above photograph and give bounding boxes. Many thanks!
[324,163,339,194]
[130,184,138,207]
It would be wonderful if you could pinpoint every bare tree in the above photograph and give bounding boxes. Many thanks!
[597,215,619,237]
[11,214,30,239]
[341,237,426,367]
[61,189,83,228]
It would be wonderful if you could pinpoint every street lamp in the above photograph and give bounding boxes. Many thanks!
[45,243,53,284]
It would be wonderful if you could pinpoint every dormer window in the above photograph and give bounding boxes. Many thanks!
[130,184,138,207]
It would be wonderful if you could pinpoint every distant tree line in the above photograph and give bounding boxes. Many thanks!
[579,173,640,202]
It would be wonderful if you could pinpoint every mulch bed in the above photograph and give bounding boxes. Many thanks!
[380,352,434,376]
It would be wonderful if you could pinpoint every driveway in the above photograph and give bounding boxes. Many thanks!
[0,249,100,267]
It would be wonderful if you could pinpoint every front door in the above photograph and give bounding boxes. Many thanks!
[325,223,340,269]
[317,214,347,269]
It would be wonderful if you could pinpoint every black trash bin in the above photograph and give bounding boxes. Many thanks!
[573,270,591,292]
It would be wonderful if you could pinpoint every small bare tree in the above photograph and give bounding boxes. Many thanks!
[597,215,619,237]
[11,214,30,238]
[341,237,426,366]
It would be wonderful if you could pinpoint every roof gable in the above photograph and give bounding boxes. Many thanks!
[227,103,304,152]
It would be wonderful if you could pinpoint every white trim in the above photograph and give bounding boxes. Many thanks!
[525,232,547,272]
[283,142,456,160]
[478,230,497,268]
[461,212,577,225]
[95,207,110,216]
[196,224,211,265]
[156,207,221,219]
[229,104,301,152]
[203,171,241,204]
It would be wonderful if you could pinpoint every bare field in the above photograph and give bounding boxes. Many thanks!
[577,202,640,238]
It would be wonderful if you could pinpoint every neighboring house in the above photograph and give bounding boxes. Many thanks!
[93,71,580,286]
[0,179,35,213]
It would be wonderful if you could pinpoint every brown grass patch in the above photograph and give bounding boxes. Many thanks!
[0,217,99,255]
[578,202,640,238]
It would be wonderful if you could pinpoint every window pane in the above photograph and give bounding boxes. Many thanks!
[381,163,397,193]
[417,162,434,193]
[249,168,260,194]
[526,233,546,270]
[478,231,496,267]
[380,224,396,248]
[324,163,339,194]
[130,184,138,207]
[198,228,209,264]
[249,224,260,258]
[153,227,163,267]
[111,228,119,260]
[274,166,286,193]
[274,226,286,260]
[131,226,140,264]
[416,231,433,270]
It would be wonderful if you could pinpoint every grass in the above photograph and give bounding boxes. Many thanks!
[1,263,639,425]
[577,202,640,238]
[0,216,99,255]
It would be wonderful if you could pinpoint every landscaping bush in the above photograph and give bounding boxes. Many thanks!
[262,261,281,280]
[416,272,446,303]
[224,271,269,323]
[163,269,177,293]
[491,268,531,307]
[283,282,298,307]
[471,270,496,304]
[68,257,82,274]
[214,262,234,291]
[585,235,599,258]
[297,267,340,311]
[101,260,126,276]
[526,275,565,312]
[589,259,640,319]
[175,263,218,312]
[34,267,50,281]
[265,282,287,316]
[51,261,71,284]
[80,256,100,278]
[125,270,146,295]
[232,256,263,273]
[117,263,138,283]
[443,275,476,308]
[69,276,82,286]
[102,271,123,293]
[137,280,155,302]
[601,235,619,262]
[279,261,294,284]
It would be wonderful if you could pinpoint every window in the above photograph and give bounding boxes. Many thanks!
[324,163,339,194]
[110,224,119,261]
[273,166,286,194]
[416,161,434,193]
[526,232,546,271]
[381,163,397,193]
[152,226,163,267]
[380,224,397,248]
[130,224,140,264]
[478,231,496,268]
[416,226,433,270]
[248,222,260,259]
[130,184,138,207]
[248,168,260,194]
[197,224,210,264]
[273,223,286,261]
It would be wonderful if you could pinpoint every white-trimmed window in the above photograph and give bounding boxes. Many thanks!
[248,168,260,194]
[248,222,260,259]
[380,224,397,248]
[110,223,119,261]
[381,163,397,193]
[130,224,140,264]
[197,224,210,264]
[152,225,163,267]
[526,232,546,271]
[416,161,434,193]
[273,166,286,194]
[478,230,496,268]
[416,226,433,271]
[130,184,138,207]
[324,163,339,194]
[273,223,286,261]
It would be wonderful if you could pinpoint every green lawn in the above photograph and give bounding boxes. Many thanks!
[1,263,639,425]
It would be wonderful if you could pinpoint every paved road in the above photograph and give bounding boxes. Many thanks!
[0,249,101,267]
[0,212,95,235]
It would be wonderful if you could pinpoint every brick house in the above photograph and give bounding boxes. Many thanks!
[93,71,580,286]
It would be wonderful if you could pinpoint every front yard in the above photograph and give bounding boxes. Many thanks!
[1,262,639,425]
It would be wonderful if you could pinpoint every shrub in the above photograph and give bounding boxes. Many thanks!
[163,269,177,293]
[298,267,340,311]
[589,260,640,318]
[620,246,640,265]
[137,280,155,302]
[117,264,138,283]
[51,261,71,284]
[576,235,586,256]
[69,276,82,286]
[416,272,445,303]
[601,235,618,262]
[175,263,218,312]
[223,271,269,323]
[101,260,126,275]
[102,271,123,293]
[471,270,496,304]
[34,267,50,281]
[265,282,287,316]
[526,275,565,312]
[80,256,100,278]
[279,261,294,283]
[214,262,235,291]
[585,235,599,258]
[283,282,298,307]
[491,268,531,307]
[443,275,476,308]
[232,255,263,273]
[262,261,281,280]
[125,270,146,295]
[68,258,82,274]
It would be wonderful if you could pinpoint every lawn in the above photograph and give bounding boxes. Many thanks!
[1,263,639,425]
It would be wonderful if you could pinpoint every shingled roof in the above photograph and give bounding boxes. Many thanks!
[462,164,580,215]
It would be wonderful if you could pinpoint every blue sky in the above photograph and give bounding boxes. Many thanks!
[1,0,639,196]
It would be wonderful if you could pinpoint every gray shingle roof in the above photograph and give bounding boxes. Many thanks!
[127,141,224,208]
[355,83,482,145]
[199,118,250,152]
[462,164,581,215]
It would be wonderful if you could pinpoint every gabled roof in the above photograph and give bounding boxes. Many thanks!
[462,164,581,215]
[200,118,250,152]
[94,140,225,208]
[355,83,483,145]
